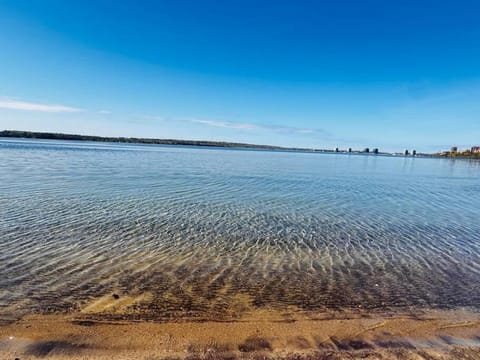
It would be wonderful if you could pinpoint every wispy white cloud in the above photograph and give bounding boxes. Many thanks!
[295,129,314,134]
[191,118,329,136]
[191,119,258,130]
[142,114,330,137]
[0,98,83,113]
[98,110,111,114]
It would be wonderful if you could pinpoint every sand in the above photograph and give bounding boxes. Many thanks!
[1,299,479,360]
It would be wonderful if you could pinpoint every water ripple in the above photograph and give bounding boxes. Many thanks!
[1,139,480,319]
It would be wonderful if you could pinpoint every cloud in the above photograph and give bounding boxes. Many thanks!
[191,118,329,136]
[191,119,258,130]
[141,114,330,138]
[295,129,314,134]
[98,110,111,114]
[0,98,83,113]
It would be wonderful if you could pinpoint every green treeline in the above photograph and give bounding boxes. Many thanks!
[0,130,312,152]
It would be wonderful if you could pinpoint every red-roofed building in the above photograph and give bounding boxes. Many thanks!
[471,146,480,153]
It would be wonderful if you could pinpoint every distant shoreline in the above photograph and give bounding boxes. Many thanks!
[3,130,479,160]
[0,129,407,156]
[0,129,355,154]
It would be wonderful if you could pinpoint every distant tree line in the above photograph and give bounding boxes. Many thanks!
[0,129,314,152]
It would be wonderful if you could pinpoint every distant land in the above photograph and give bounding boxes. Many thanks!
[2,130,478,159]
[437,146,480,159]
[1,129,296,151]
[0,129,374,155]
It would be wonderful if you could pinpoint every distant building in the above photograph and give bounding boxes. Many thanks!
[364,148,369,153]
[404,150,409,156]
[335,147,339,152]
[373,148,378,154]
[348,148,352,153]
[471,146,480,153]
[412,150,417,156]
[451,146,458,153]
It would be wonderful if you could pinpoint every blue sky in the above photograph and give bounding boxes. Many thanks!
[0,0,479,152]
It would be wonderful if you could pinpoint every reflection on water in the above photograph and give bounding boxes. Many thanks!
[1,139,479,320]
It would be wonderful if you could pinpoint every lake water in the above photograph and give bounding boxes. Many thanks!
[1,138,479,320]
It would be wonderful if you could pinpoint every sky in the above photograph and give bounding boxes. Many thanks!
[0,0,479,152]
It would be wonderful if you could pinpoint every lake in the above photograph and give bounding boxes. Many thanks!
[1,138,479,320]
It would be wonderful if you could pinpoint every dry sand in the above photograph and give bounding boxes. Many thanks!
[1,294,479,359]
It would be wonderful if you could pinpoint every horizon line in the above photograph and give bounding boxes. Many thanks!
[0,129,429,155]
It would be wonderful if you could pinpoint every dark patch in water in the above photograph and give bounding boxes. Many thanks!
[71,319,130,326]
[330,337,373,350]
[438,335,458,345]
[0,318,17,326]
[71,320,97,326]
[273,319,297,323]
[25,341,87,357]
[375,339,416,349]
[238,337,272,352]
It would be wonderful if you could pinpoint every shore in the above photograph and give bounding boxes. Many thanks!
[1,306,479,360]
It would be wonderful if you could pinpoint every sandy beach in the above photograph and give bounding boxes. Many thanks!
[1,297,479,359]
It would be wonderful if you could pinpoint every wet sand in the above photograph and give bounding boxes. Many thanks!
[1,298,479,360]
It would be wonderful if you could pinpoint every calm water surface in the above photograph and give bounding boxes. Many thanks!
[1,138,479,320]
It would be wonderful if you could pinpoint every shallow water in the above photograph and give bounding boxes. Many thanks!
[1,138,479,320]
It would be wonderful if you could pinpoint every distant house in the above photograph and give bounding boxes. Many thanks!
[471,146,480,153]
[451,146,458,153]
